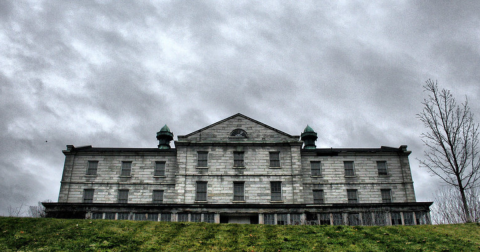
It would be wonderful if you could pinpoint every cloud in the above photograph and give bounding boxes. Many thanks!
[0,0,479,215]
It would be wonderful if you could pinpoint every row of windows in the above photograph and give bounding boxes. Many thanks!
[86,160,390,177]
[89,212,430,226]
[311,161,389,177]
[90,212,215,223]
[83,186,393,204]
[86,161,167,176]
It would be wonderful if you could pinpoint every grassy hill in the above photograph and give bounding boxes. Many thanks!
[1,217,479,251]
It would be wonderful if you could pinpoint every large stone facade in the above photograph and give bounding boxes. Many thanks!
[44,113,431,225]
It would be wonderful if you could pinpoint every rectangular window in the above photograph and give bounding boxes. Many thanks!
[118,189,129,203]
[233,152,244,167]
[377,161,388,175]
[178,213,188,222]
[117,213,129,220]
[121,162,132,176]
[233,182,245,201]
[333,213,343,225]
[264,214,275,225]
[348,213,360,226]
[391,212,402,225]
[277,214,287,225]
[306,213,318,225]
[271,182,282,201]
[344,161,355,176]
[191,213,202,222]
[92,213,103,219]
[313,190,324,204]
[196,182,207,201]
[153,190,164,203]
[86,161,98,175]
[148,213,158,221]
[269,152,280,167]
[135,213,146,221]
[105,213,116,220]
[83,189,94,203]
[290,214,301,225]
[161,213,171,222]
[362,212,373,226]
[204,213,215,223]
[311,161,321,176]
[374,212,387,226]
[347,189,358,203]
[381,189,392,203]
[404,212,414,225]
[154,161,166,176]
[319,213,331,225]
[197,151,208,167]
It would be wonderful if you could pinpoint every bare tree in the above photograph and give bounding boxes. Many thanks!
[28,201,49,218]
[7,203,24,217]
[431,187,480,224]
[418,80,480,223]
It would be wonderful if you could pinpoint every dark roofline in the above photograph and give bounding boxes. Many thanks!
[178,113,299,139]
[62,145,176,154]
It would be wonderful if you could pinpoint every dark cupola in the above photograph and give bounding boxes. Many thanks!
[301,125,317,149]
[156,124,174,149]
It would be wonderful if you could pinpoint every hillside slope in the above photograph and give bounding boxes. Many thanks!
[1,217,479,251]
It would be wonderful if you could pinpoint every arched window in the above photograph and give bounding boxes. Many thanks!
[230,129,248,138]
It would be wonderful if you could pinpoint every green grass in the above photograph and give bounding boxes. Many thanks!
[1,217,479,251]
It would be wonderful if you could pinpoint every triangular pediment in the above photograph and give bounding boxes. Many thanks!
[177,113,299,142]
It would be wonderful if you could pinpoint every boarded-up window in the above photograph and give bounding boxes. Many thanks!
[204,213,215,223]
[178,213,188,222]
[92,213,103,219]
[320,213,331,225]
[117,213,129,220]
[348,213,360,226]
[135,213,146,221]
[347,189,358,203]
[86,161,98,175]
[121,162,132,176]
[290,214,301,225]
[391,212,402,225]
[311,161,321,176]
[153,190,164,203]
[191,213,201,222]
[118,189,129,203]
[196,182,207,201]
[234,152,244,167]
[197,152,208,167]
[344,161,355,176]
[105,213,116,220]
[362,212,373,226]
[381,189,392,203]
[161,213,171,222]
[271,182,282,201]
[233,182,244,201]
[264,214,275,225]
[83,189,94,203]
[374,212,387,226]
[148,213,158,221]
[269,152,280,167]
[313,190,324,204]
[404,212,414,225]
[377,161,388,175]
[333,213,343,225]
[154,162,165,176]
[277,214,287,225]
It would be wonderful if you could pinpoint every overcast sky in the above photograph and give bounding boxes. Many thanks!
[1,1,479,216]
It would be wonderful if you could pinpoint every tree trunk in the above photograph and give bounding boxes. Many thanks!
[457,178,472,223]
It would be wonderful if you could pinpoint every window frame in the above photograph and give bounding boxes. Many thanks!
[270,181,282,201]
[86,161,98,175]
[344,161,355,177]
[233,151,245,167]
[197,151,208,167]
[347,189,358,203]
[121,161,132,177]
[381,189,392,203]
[196,181,207,201]
[118,189,129,203]
[377,161,388,175]
[152,190,164,203]
[154,161,166,176]
[310,161,322,176]
[233,182,245,201]
[83,189,94,203]
[269,152,280,168]
[313,189,324,204]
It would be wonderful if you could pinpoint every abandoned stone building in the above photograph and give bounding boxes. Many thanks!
[44,113,432,225]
